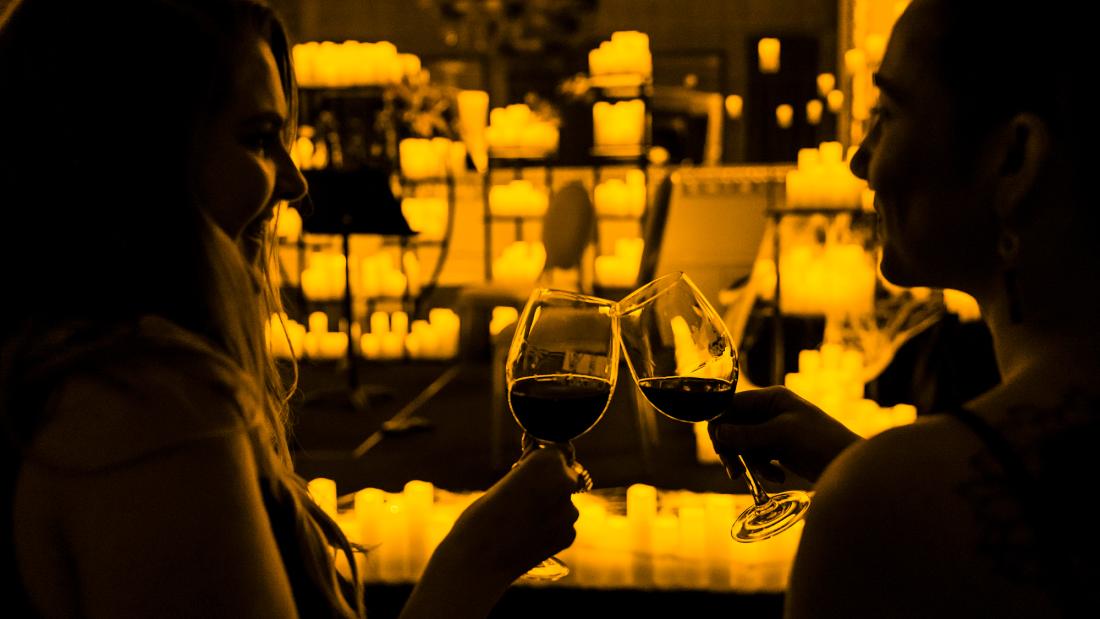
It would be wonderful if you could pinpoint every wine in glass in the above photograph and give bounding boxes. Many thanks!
[505,288,619,580]
[616,272,810,542]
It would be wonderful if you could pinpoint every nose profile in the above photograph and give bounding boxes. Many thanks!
[849,144,870,181]
[276,145,308,203]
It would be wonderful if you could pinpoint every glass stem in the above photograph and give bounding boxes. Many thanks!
[724,455,773,508]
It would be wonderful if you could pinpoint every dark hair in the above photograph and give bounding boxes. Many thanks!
[0,2,363,616]
[921,0,1090,196]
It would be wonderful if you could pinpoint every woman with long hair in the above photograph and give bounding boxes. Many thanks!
[0,1,579,617]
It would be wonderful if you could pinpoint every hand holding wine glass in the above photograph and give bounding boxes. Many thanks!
[505,288,619,580]
[616,272,810,542]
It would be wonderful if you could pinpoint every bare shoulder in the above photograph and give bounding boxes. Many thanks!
[785,417,1054,617]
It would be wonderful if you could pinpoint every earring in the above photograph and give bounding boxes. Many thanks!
[998,231,1023,324]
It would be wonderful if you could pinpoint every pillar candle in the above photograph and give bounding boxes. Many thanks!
[307,478,338,517]
[758,38,781,73]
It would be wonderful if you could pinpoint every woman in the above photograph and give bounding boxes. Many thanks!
[0,1,578,617]
[711,0,1099,616]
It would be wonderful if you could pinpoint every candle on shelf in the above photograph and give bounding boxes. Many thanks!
[864,34,887,66]
[816,73,836,98]
[308,311,328,335]
[724,94,744,120]
[776,104,794,129]
[827,89,845,113]
[320,332,348,360]
[370,311,389,336]
[390,311,409,336]
[360,333,382,359]
[758,38,781,73]
[844,48,867,76]
[381,333,404,360]
[806,99,824,125]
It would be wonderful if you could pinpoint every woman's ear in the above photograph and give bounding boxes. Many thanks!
[994,113,1051,222]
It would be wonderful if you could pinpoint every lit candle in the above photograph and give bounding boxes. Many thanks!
[354,488,386,581]
[806,99,824,125]
[378,497,408,582]
[652,513,679,589]
[844,48,867,76]
[827,89,845,113]
[776,104,794,129]
[724,94,744,120]
[403,481,433,578]
[816,73,836,97]
[758,38,781,73]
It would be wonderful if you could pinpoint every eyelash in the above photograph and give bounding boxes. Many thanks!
[245,132,282,156]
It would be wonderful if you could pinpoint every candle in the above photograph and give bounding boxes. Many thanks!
[704,494,734,588]
[370,311,389,336]
[652,513,680,589]
[679,506,706,585]
[308,311,328,335]
[864,34,887,67]
[390,311,409,336]
[354,488,385,581]
[360,333,382,359]
[403,481,433,578]
[758,38,781,73]
[816,73,836,98]
[724,94,743,120]
[776,104,794,129]
[826,89,845,113]
[844,48,867,76]
[806,99,824,125]
[381,333,404,360]
[378,498,408,582]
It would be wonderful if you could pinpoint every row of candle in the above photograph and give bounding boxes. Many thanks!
[593,100,646,147]
[485,104,559,156]
[594,170,646,217]
[785,142,872,210]
[300,251,423,302]
[588,31,652,78]
[399,137,467,181]
[292,40,421,88]
[492,241,547,285]
[362,308,460,361]
[488,180,549,217]
[594,238,644,288]
[314,479,799,591]
[777,242,877,316]
[266,309,460,361]
[784,346,918,438]
[400,197,448,241]
[267,313,347,360]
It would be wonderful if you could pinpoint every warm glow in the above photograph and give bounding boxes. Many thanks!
[757,38,781,73]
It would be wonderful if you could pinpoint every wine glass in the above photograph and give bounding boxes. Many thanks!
[505,288,619,581]
[616,272,810,542]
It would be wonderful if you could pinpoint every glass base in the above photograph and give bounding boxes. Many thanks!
[731,490,811,543]
[518,555,570,582]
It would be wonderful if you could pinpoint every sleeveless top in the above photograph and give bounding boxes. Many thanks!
[2,317,351,617]
[941,403,1100,613]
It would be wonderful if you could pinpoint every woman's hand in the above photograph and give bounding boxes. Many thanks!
[708,386,862,483]
[401,447,579,619]
[444,446,580,580]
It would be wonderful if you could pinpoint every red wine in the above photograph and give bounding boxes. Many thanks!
[509,375,612,443]
[637,376,735,422]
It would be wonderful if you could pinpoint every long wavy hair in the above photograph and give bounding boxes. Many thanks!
[0,1,363,616]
